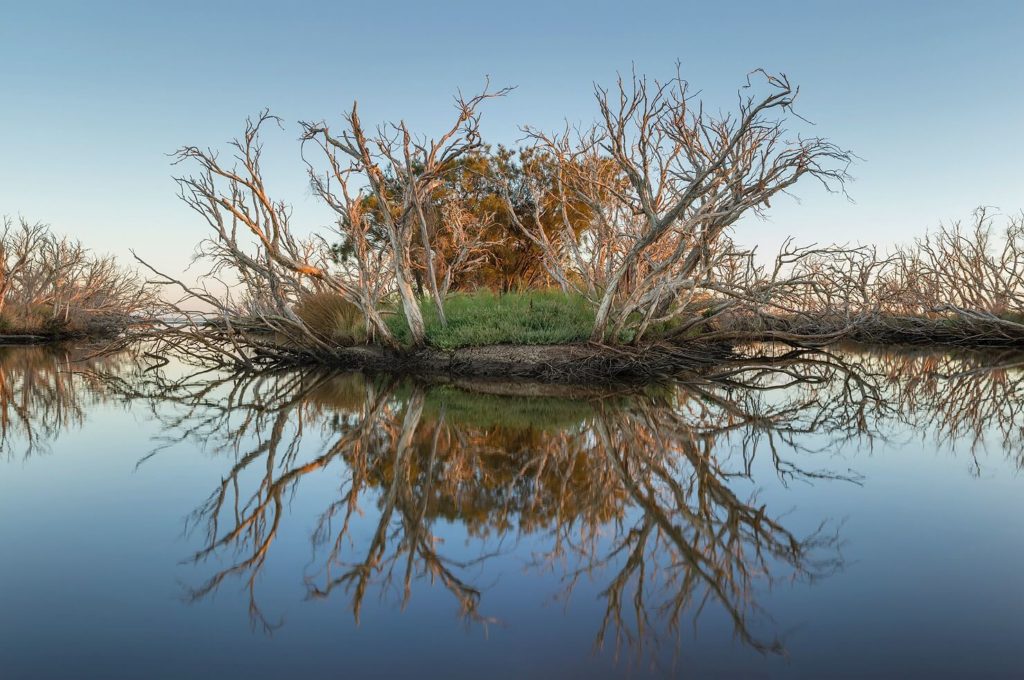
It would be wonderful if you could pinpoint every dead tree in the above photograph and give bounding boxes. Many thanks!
[0,217,47,317]
[522,68,852,342]
[0,216,150,335]
[301,84,510,345]
[761,209,1024,345]
[152,111,404,357]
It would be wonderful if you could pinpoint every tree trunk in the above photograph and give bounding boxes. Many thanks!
[590,265,629,342]
[414,199,447,326]
[394,257,425,346]
[363,300,397,347]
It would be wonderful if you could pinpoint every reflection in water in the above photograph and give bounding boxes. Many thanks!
[861,345,1024,472]
[8,343,1024,671]
[99,349,892,661]
[0,345,124,458]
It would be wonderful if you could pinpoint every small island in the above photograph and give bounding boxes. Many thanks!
[5,68,1023,380]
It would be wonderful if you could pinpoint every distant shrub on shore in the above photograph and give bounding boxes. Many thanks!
[0,216,151,338]
[729,209,1024,347]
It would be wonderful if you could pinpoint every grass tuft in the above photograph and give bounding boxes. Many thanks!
[294,292,367,346]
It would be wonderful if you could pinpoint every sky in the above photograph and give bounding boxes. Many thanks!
[2,0,1023,279]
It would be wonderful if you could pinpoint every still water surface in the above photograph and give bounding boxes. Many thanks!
[0,344,1023,678]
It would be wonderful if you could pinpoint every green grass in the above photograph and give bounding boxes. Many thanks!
[386,290,596,349]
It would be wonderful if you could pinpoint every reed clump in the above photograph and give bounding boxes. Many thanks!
[293,292,367,346]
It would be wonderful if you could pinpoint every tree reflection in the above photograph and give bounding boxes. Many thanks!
[0,345,123,458]
[103,354,858,653]
[96,344,1024,667]
[861,345,1024,472]
[6,340,1021,664]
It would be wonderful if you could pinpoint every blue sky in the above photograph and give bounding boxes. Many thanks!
[2,0,1022,277]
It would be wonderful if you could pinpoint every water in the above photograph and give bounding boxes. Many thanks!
[1,344,1023,678]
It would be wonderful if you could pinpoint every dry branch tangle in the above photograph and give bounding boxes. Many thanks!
[519,68,852,342]
[134,68,864,365]
[134,67,1024,367]
[0,217,152,338]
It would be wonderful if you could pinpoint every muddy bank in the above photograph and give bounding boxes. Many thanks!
[276,342,735,382]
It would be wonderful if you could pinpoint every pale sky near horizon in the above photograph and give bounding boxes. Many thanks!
[2,0,1023,280]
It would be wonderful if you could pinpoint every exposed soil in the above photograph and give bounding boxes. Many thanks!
[301,341,734,383]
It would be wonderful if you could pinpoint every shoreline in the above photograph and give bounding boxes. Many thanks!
[279,342,737,382]
[0,331,117,346]
[5,331,1024,382]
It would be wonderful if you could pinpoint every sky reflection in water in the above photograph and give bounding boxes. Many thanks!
[1,344,1023,678]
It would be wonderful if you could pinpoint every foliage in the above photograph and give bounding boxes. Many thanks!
[344,146,595,294]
